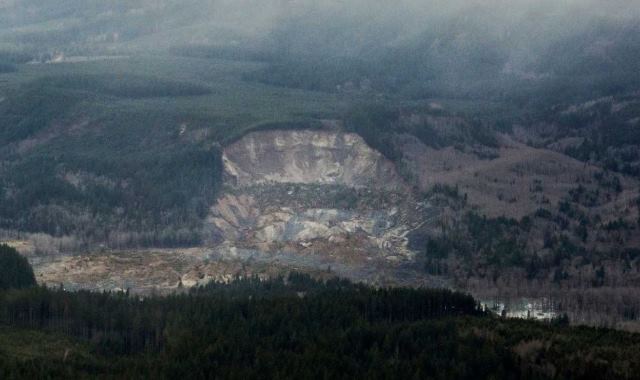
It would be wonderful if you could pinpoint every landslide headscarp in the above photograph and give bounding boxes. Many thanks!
[222,130,403,189]
[207,129,439,284]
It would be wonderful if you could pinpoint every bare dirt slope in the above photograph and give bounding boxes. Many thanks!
[18,129,445,293]
[206,129,440,288]
[400,134,640,222]
[222,130,403,189]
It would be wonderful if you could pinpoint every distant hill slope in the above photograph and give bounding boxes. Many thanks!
[1,0,640,330]
[0,56,342,248]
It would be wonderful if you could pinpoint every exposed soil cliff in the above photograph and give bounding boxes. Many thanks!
[222,130,403,189]
[207,129,439,286]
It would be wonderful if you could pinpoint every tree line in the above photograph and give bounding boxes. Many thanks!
[1,247,640,379]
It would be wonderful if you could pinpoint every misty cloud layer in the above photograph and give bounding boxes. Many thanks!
[2,0,639,49]
[0,0,638,101]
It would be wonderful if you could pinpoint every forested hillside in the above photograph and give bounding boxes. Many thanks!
[0,245,35,290]
[1,266,640,379]
[1,0,638,250]
[1,0,640,343]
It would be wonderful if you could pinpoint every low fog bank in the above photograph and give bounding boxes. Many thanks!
[0,0,638,102]
[1,0,638,53]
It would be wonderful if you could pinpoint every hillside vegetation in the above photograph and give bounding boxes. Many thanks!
[0,56,343,249]
[1,0,640,334]
[0,245,35,290]
[1,272,640,379]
